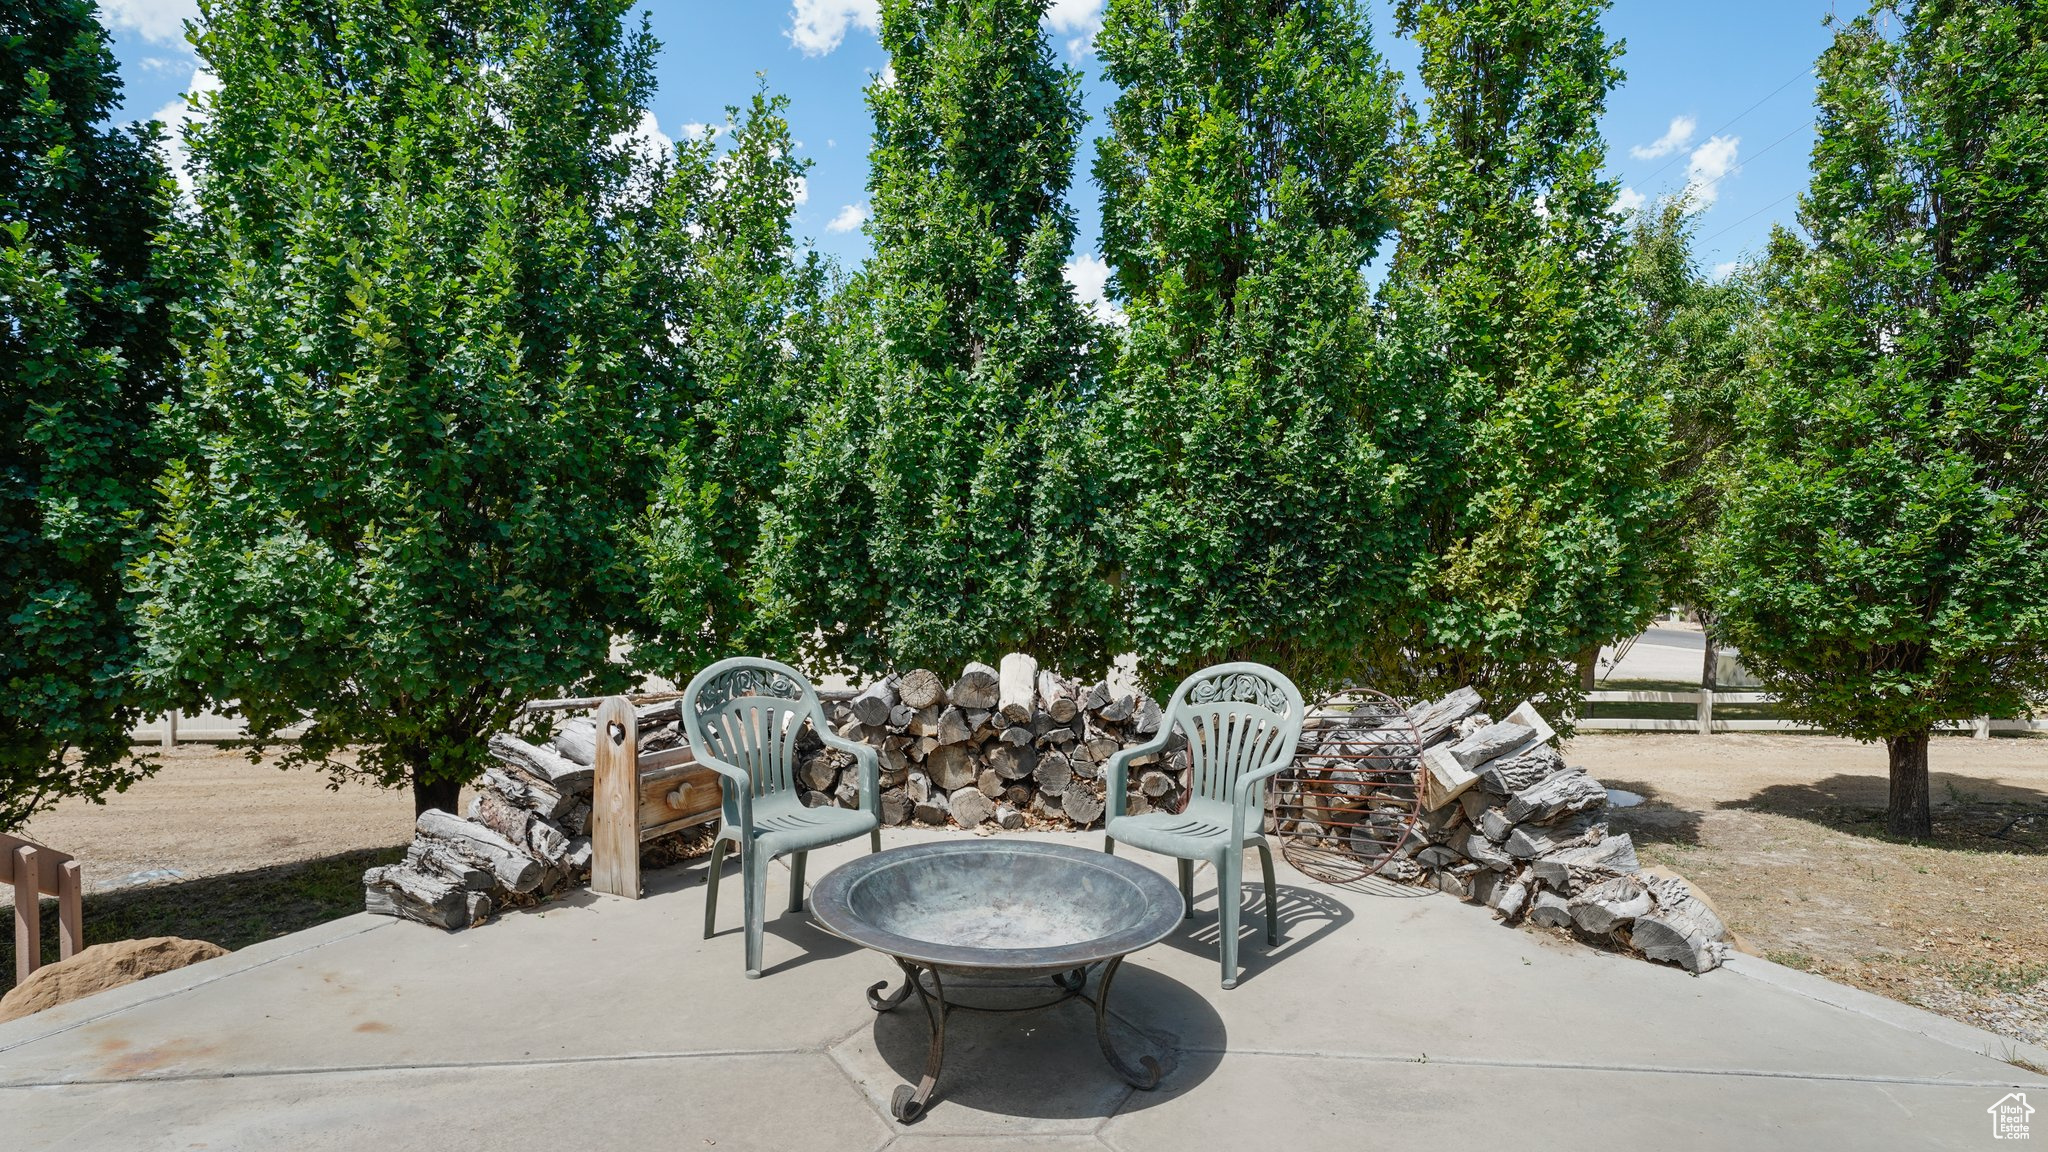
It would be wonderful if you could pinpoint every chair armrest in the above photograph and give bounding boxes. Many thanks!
[1230,759,1292,844]
[816,721,882,814]
[1104,729,1171,823]
[694,750,753,831]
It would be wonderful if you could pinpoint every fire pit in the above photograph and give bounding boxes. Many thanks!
[809,839,1184,1122]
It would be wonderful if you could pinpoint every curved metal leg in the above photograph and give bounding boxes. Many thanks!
[867,957,916,1012]
[892,963,947,1123]
[1051,967,1088,992]
[1093,956,1163,1089]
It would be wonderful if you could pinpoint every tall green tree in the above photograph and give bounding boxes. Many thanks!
[137,0,674,814]
[1089,0,1414,691]
[1,0,178,831]
[1708,0,2048,838]
[761,0,1106,676]
[639,88,831,674]
[1377,0,1670,716]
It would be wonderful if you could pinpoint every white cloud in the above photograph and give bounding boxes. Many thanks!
[826,203,868,233]
[1044,0,1104,57]
[681,122,711,143]
[1630,115,1696,161]
[1710,261,1740,282]
[791,175,810,206]
[152,66,217,195]
[611,109,674,168]
[1613,186,1647,216]
[98,0,198,44]
[1685,134,1740,208]
[1064,253,1122,324]
[789,0,879,56]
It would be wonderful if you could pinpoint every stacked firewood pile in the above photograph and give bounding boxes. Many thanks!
[1283,687,1733,974]
[823,654,1187,830]
[362,703,685,930]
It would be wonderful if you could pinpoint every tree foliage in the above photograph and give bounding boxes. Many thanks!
[1707,0,2048,837]
[639,88,831,674]
[1,0,177,830]
[136,0,674,813]
[1089,0,1416,692]
[760,0,1106,677]
[1376,0,1671,716]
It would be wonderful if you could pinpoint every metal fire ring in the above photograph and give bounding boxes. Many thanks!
[1271,688,1423,884]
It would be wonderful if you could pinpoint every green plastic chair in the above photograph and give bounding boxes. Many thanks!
[683,657,881,978]
[1104,662,1304,989]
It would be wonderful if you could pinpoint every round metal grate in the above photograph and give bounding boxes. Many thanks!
[1270,688,1423,884]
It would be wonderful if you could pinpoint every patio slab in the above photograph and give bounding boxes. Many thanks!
[1,829,2041,1150]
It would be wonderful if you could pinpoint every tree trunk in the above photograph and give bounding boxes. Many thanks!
[1886,729,1932,839]
[413,774,460,818]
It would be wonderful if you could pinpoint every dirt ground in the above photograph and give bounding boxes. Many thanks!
[1569,732,2048,1053]
[17,734,2048,1052]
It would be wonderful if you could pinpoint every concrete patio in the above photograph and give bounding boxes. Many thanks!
[2,829,2042,1151]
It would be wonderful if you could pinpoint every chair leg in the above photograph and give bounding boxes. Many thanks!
[870,827,882,854]
[788,851,808,913]
[1104,835,1115,855]
[744,846,770,979]
[703,837,729,940]
[1217,851,1243,989]
[1177,858,1195,919]
[1257,841,1279,946]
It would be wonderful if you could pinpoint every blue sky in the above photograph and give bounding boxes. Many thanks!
[100,1,1841,295]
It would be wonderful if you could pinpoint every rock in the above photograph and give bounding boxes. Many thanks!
[0,937,229,1024]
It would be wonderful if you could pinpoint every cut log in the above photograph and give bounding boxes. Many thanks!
[1494,868,1533,921]
[935,706,972,745]
[1529,889,1574,929]
[850,677,899,727]
[1455,830,1515,872]
[999,653,1039,723]
[1084,736,1120,763]
[987,742,1037,780]
[1530,834,1640,894]
[1139,770,1172,798]
[1449,721,1535,770]
[949,787,995,828]
[404,841,491,891]
[492,732,595,797]
[470,791,534,849]
[1505,812,1607,860]
[898,668,946,711]
[926,744,975,791]
[527,820,570,866]
[914,788,951,826]
[976,769,1004,799]
[1099,692,1136,723]
[1079,682,1111,712]
[881,788,912,827]
[480,765,570,821]
[1062,785,1105,826]
[1034,753,1073,796]
[551,717,598,766]
[891,705,918,729]
[1477,746,1566,796]
[799,755,837,793]
[1422,744,1479,811]
[364,865,472,930]
[1132,695,1163,737]
[1038,670,1078,723]
[416,809,543,893]
[995,803,1025,830]
[950,663,1001,710]
[1403,686,1484,747]
[1506,768,1609,825]
[1477,807,1515,843]
[1569,875,1653,935]
[999,724,1033,747]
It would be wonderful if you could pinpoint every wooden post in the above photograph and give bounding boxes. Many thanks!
[589,695,640,899]
[58,859,83,960]
[1973,715,1992,741]
[14,845,39,985]
[162,709,178,750]
[1697,637,1718,736]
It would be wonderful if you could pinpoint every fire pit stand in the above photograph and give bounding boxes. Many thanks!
[810,840,1185,1123]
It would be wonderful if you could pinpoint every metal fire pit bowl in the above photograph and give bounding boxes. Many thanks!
[810,839,1184,1122]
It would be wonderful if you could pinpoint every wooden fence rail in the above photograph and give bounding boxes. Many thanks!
[3,833,83,985]
[1577,689,2046,737]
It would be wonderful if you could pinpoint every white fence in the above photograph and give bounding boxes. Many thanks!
[1577,689,2048,737]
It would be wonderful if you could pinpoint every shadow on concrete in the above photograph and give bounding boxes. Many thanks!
[1156,883,1354,989]
[863,962,1226,1121]
[1724,773,2048,854]
[642,846,866,975]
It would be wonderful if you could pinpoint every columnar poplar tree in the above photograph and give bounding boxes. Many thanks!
[1,0,178,830]
[1090,0,1415,691]
[640,89,830,673]
[1378,0,1670,715]
[761,0,1105,676]
[1708,0,2048,838]
[138,0,674,814]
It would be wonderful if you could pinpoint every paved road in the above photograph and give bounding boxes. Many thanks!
[3,830,2039,1150]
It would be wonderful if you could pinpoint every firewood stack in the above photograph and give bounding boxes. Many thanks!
[822,654,1187,831]
[1354,686,1733,974]
[362,701,682,930]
